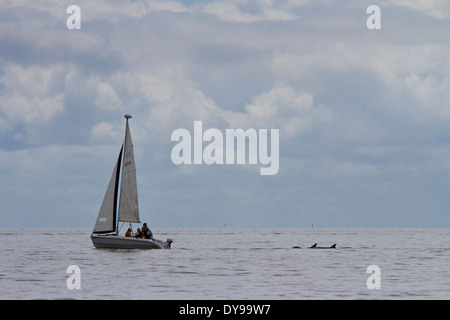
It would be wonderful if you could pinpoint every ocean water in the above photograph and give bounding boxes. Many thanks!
[1,228,449,300]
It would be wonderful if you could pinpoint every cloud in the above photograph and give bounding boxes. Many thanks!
[95,82,123,111]
[272,41,450,128]
[0,143,120,227]
[224,85,329,137]
[0,0,189,21]
[387,0,450,19]
[1,0,450,228]
[86,69,226,143]
[0,64,65,135]
[85,70,328,147]
[90,121,122,143]
[200,0,300,22]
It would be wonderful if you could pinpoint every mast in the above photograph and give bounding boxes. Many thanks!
[116,114,132,235]
[112,146,123,234]
[116,114,140,234]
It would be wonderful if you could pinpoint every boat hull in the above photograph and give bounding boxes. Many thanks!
[91,234,172,249]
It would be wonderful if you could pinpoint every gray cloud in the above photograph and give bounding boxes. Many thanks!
[1,0,450,228]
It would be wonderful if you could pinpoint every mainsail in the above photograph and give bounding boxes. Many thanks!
[118,118,140,224]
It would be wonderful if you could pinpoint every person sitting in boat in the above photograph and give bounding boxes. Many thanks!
[125,228,132,237]
[135,228,144,238]
[142,222,153,240]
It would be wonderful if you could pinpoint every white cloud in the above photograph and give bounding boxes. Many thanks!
[200,0,299,22]
[403,73,450,118]
[0,0,189,21]
[273,42,450,122]
[0,64,65,134]
[108,70,225,140]
[95,82,122,111]
[386,0,450,19]
[90,121,122,143]
[224,85,329,137]
[84,69,328,144]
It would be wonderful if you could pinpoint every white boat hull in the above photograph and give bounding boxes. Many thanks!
[91,234,172,249]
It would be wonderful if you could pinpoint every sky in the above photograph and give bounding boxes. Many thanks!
[1,0,450,228]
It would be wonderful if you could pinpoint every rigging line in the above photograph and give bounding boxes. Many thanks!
[118,222,125,233]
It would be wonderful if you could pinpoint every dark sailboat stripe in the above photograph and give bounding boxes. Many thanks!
[112,145,123,234]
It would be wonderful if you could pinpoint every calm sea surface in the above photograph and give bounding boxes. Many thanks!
[1,228,449,300]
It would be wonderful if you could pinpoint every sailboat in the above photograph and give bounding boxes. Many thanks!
[90,114,173,249]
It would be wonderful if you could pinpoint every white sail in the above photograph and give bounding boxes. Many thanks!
[93,146,123,233]
[118,120,140,223]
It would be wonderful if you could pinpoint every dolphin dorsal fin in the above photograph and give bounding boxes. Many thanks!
[310,243,317,248]
[330,244,336,248]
